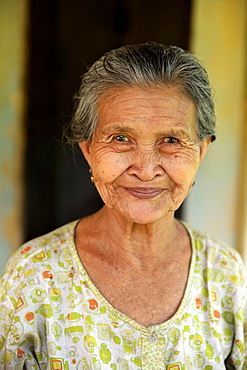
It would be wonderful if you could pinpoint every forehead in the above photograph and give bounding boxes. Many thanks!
[97,85,197,134]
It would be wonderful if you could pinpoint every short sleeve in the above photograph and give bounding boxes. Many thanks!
[225,256,247,369]
[0,252,43,368]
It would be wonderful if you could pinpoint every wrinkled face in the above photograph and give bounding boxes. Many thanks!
[80,86,210,224]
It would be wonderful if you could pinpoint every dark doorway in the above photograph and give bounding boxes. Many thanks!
[24,0,191,241]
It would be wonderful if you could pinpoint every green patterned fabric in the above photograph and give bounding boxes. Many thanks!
[0,220,247,369]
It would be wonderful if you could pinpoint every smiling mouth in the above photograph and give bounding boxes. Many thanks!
[125,187,164,199]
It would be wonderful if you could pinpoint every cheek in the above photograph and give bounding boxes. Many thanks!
[91,151,130,183]
[163,154,200,183]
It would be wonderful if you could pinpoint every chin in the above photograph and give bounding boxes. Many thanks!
[117,206,173,225]
[106,196,178,224]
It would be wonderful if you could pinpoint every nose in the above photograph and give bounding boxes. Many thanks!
[127,150,165,182]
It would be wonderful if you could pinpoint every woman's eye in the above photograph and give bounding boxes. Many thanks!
[114,135,130,142]
[163,137,179,144]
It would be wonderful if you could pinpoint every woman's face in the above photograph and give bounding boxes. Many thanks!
[80,86,210,224]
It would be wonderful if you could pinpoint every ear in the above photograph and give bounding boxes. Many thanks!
[78,141,92,167]
[199,136,212,163]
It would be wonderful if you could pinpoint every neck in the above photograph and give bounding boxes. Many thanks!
[92,206,185,271]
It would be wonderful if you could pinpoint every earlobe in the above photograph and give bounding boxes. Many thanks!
[78,141,92,166]
[199,137,212,163]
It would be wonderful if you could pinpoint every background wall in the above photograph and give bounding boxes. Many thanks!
[0,0,27,273]
[185,0,247,261]
[0,0,247,275]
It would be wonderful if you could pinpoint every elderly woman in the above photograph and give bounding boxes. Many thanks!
[0,42,246,369]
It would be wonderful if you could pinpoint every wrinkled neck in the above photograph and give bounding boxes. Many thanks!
[97,206,185,271]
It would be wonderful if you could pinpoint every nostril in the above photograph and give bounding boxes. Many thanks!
[127,164,164,181]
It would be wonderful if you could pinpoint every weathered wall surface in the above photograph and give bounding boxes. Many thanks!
[0,0,27,273]
[185,0,247,260]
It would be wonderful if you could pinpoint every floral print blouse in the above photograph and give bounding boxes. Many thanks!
[0,220,247,369]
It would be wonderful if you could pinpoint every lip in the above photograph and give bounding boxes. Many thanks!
[125,187,164,199]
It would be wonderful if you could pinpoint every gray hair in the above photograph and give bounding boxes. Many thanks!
[66,41,216,144]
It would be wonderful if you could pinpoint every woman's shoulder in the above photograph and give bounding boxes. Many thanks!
[0,220,79,283]
[181,222,247,303]
[182,221,246,271]
[15,220,77,256]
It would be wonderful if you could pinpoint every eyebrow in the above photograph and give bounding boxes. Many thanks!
[101,124,135,135]
[163,128,193,140]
